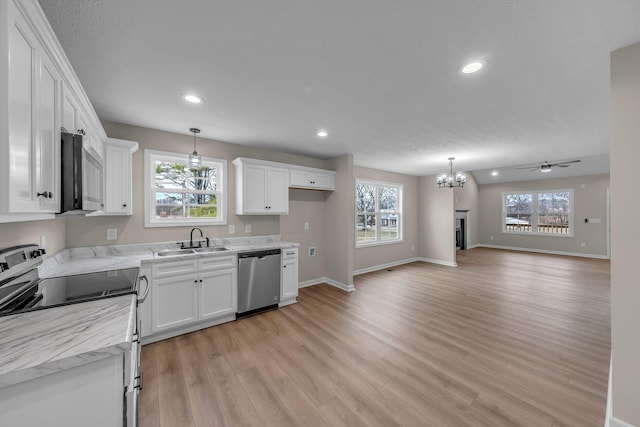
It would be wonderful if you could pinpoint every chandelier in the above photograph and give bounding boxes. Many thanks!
[436,157,466,188]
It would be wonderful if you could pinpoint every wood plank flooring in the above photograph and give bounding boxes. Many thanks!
[139,248,611,427]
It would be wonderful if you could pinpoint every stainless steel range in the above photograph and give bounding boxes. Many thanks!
[0,244,143,317]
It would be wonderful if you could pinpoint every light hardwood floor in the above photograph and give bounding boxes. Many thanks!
[139,248,611,427]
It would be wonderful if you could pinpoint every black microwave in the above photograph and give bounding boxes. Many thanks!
[59,131,103,214]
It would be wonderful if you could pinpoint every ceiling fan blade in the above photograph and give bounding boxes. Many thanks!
[556,160,581,165]
[515,166,536,170]
[558,164,571,168]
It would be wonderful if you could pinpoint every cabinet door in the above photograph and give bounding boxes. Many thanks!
[266,167,289,213]
[281,252,298,302]
[199,268,237,321]
[35,51,61,212]
[152,274,198,332]
[311,173,332,189]
[7,1,38,212]
[104,144,131,214]
[241,164,268,213]
[290,169,334,190]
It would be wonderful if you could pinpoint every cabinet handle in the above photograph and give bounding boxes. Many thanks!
[122,204,127,207]
[283,265,287,268]
[200,279,203,283]
[194,280,198,283]
[76,128,86,136]
[37,191,52,198]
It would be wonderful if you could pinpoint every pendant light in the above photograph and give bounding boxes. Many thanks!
[436,157,466,188]
[189,128,201,168]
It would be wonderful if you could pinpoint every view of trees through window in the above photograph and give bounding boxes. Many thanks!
[153,159,220,220]
[504,190,571,234]
[356,181,401,245]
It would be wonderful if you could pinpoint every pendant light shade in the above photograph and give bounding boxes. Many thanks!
[189,128,201,168]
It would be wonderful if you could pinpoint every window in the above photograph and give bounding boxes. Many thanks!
[144,149,226,227]
[355,180,402,246]
[503,189,573,236]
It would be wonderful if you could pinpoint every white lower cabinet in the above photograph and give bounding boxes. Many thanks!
[0,352,131,427]
[143,255,237,343]
[280,248,299,306]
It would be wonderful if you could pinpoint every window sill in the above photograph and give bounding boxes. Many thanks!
[356,239,404,248]
[502,230,574,238]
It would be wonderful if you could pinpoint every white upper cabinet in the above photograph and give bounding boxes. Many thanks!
[290,167,335,191]
[102,138,138,215]
[0,0,61,216]
[233,158,289,215]
[0,0,107,221]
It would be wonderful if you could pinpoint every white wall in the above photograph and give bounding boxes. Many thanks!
[610,41,640,427]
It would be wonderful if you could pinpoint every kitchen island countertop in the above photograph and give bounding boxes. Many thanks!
[0,294,136,388]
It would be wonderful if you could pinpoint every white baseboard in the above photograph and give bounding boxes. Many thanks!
[299,277,355,292]
[417,257,457,267]
[353,257,421,276]
[610,416,638,427]
[476,244,609,260]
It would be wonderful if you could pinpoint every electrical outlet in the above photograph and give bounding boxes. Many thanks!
[580,242,586,248]
[490,236,494,240]
[304,222,310,230]
[229,224,235,234]
[106,228,117,240]
[245,224,252,233]
[309,247,316,257]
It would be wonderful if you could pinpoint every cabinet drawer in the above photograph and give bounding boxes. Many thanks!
[151,260,198,278]
[282,248,298,260]
[199,255,237,271]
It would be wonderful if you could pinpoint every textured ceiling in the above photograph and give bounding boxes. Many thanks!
[39,0,640,179]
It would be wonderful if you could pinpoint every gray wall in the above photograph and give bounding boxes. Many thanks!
[611,41,640,427]
[324,155,355,287]
[353,166,419,272]
[65,121,336,283]
[0,217,66,255]
[418,175,456,265]
[477,174,610,257]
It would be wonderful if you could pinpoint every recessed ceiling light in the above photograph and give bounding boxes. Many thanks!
[461,61,485,74]
[491,171,498,176]
[317,130,328,137]
[182,94,203,104]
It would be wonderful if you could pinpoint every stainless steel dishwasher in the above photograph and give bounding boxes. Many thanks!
[237,249,281,316]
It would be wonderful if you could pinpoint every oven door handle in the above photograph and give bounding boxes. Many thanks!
[138,275,150,303]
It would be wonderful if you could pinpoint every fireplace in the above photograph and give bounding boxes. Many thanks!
[456,210,468,250]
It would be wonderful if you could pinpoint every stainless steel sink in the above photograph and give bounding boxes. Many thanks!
[155,247,230,257]
[155,248,195,257]
[193,246,229,253]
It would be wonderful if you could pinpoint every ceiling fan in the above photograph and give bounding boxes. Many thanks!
[515,160,581,173]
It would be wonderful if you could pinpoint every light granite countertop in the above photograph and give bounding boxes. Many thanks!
[39,235,299,278]
[0,235,298,389]
[0,295,136,388]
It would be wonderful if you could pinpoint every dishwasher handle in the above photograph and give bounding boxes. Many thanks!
[238,249,281,259]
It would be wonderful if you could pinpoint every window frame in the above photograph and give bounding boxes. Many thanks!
[355,179,403,247]
[502,189,574,237]
[144,149,227,228]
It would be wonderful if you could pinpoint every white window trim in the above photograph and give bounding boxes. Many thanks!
[355,179,404,247]
[144,149,227,228]
[502,189,574,237]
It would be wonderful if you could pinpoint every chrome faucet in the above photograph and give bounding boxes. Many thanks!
[190,227,203,248]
